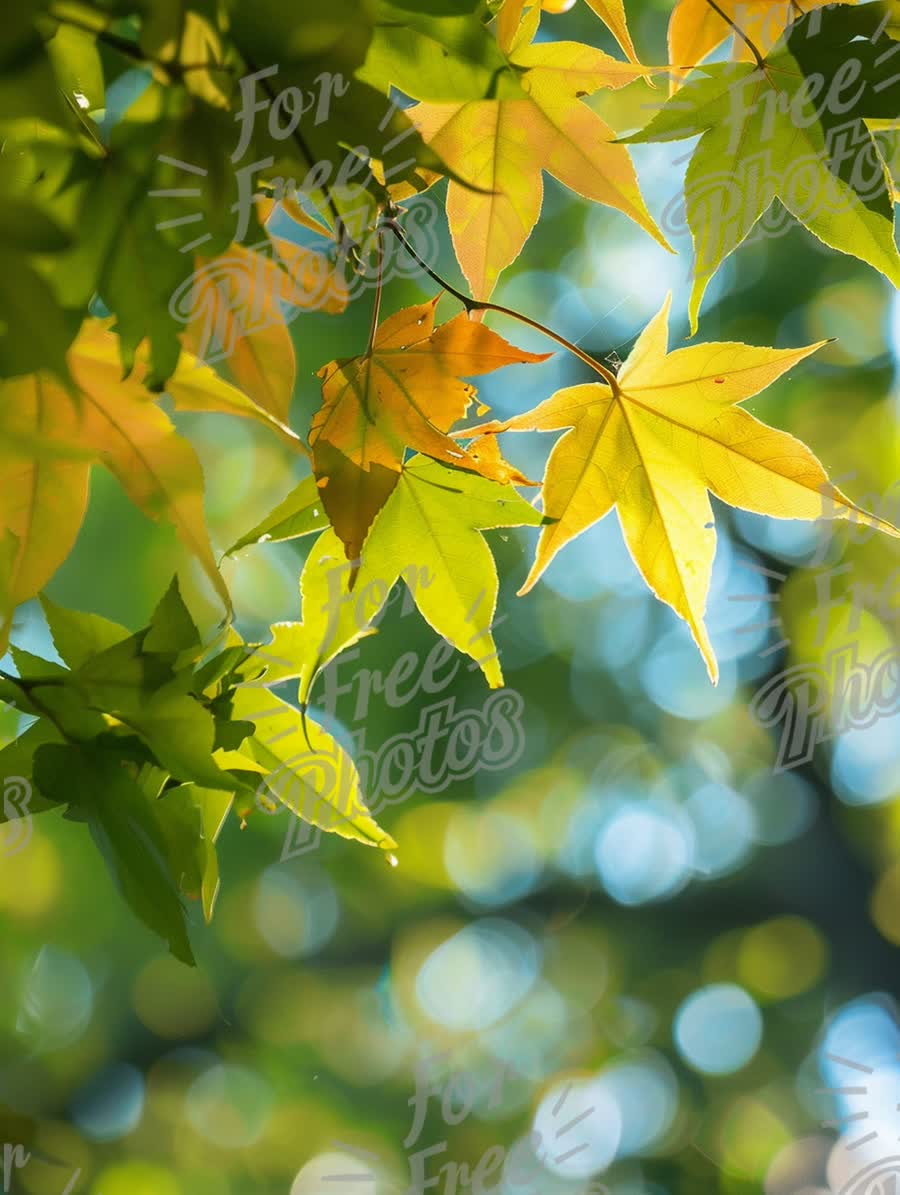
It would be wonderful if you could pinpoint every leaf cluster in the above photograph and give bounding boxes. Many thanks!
[2,0,899,957]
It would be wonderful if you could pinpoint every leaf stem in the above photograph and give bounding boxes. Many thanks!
[702,0,766,70]
[383,219,621,395]
[366,230,385,356]
[0,670,74,743]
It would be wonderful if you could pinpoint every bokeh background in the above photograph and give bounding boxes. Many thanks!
[2,2,899,1193]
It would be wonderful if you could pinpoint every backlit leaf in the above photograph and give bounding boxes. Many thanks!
[225,474,330,555]
[410,32,668,299]
[252,455,547,700]
[231,685,398,852]
[310,298,547,560]
[470,294,900,681]
[627,7,900,327]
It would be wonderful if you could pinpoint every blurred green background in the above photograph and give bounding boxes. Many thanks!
[2,2,900,1193]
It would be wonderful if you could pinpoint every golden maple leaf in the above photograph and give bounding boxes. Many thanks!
[667,0,857,88]
[409,30,670,302]
[497,0,640,63]
[0,320,302,645]
[309,297,549,564]
[182,239,347,427]
[469,295,900,681]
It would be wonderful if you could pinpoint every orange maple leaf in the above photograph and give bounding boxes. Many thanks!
[310,298,549,563]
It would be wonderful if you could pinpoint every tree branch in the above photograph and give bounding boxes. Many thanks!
[383,219,621,395]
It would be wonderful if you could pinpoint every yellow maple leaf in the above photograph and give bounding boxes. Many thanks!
[498,0,639,63]
[410,33,670,301]
[256,194,333,241]
[0,320,304,645]
[0,395,91,651]
[469,295,900,682]
[309,297,548,564]
[496,0,531,51]
[667,0,857,88]
[182,240,347,426]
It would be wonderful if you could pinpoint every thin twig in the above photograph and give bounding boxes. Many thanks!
[48,10,145,63]
[366,230,385,356]
[241,53,351,255]
[702,0,766,70]
[383,219,621,395]
[0,670,74,743]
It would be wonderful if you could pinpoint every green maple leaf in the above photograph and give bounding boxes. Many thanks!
[225,474,329,555]
[155,783,234,924]
[624,4,900,330]
[247,455,548,702]
[230,685,398,853]
[33,741,197,965]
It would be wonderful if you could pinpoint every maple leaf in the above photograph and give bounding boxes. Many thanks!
[0,321,301,644]
[582,0,641,62]
[666,0,850,87]
[244,456,548,700]
[497,0,640,63]
[628,4,900,328]
[231,685,397,854]
[225,475,330,556]
[409,26,670,301]
[182,240,348,428]
[309,298,548,564]
[469,295,900,682]
[351,456,546,688]
[256,194,333,242]
[496,0,534,53]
